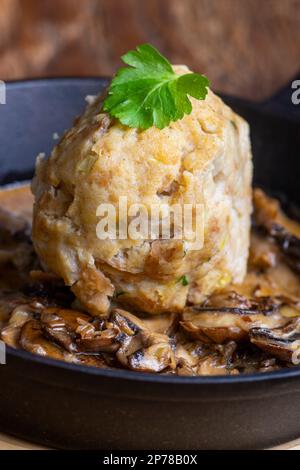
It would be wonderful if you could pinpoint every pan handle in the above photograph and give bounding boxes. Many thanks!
[260,72,300,121]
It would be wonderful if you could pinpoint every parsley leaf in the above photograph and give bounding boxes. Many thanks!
[177,275,189,286]
[103,44,209,130]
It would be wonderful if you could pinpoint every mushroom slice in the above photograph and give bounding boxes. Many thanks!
[109,308,144,364]
[142,312,178,336]
[72,353,109,369]
[198,290,280,314]
[202,291,253,310]
[181,297,287,344]
[174,336,280,376]
[1,307,32,347]
[128,341,175,373]
[176,358,197,376]
[0,299,44,347]
[40,307,91,353]
[250,319,300,363]
[19,320,66,360]
[110,308,175,372]
[197,356,239,376]
[175,336,210,373]
[268,225,300,274]
[253,189,300,273]
[77,322,120,353]
[232,345,280,374]
[181,313,246,343]
[111,308,146,335]
[73,308,145,361]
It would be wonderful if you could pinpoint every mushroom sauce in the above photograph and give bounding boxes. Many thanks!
[1,185,300,376]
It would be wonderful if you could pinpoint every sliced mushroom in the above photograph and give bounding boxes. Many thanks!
[181,294,288,344]
[181,315,246,343]
[175,336,209,373]
[40,307,108,354]
[71,353,109,369]
[141,312,178,335]
[197,356,239,376]
[176,358,197,376]
[268,225,300,274]
[253,189,300,274]
[19,320,66,360]
[128,341,176,373]
[202,291,253,310]
[198,290,280,314]
[76,320,120,353]
[175,334,239,376]
[1,308,32,347]
[229,345,279,373]
[0,299,44,347]
[250,318,300,362]
[110,308,175,373]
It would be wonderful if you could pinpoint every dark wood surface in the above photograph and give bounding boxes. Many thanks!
[0,0,299,100]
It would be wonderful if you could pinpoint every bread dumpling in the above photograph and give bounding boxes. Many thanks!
[32,66,253,316]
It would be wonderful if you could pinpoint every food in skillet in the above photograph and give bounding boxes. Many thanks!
[1,45,300,376]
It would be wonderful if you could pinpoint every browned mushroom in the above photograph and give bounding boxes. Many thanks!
[175,337,208,374]
[74,354,109,368]
[40,306,120,354]
[250,318,300,363]
[174,335,239,376]
[197,356,239,376]
[141,312,178,336]
[0,298,45,347]
[1,308,32,347]
[253,189,300,274]
[76,319,120,353]
[18,316,109,367]
[19,320,67,360]
[128,341,175,373]
[42,312,76,352]
[110,308,175,373]
[176,358,197,376]
[181,293,287,344]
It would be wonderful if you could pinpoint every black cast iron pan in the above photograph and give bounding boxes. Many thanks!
[0,76,299,450]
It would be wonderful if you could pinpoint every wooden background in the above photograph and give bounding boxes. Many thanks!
[0,0,299,101]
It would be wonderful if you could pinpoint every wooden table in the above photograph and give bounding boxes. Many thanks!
[0,0,300,451]
[0,0,299,101]
[0,432,300,450]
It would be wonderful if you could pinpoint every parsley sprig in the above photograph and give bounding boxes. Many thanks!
[103,44,209,130]
[177,275,189,286]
